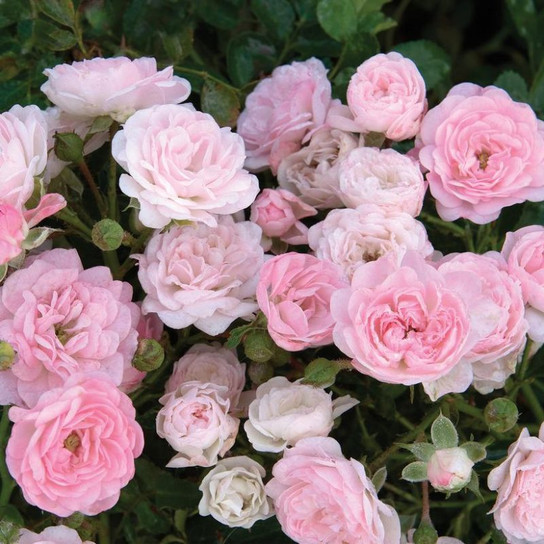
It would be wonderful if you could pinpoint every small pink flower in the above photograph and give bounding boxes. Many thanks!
[418,83,544,224]
[41,56,191,122]
[265,436,401,544]
[347,52,427,141]
[18,526,95,544]
[427,447,473,492]
[6,375,144,517]
[237,58,332,173]
[0,203,27,265]
[256,252,348,351]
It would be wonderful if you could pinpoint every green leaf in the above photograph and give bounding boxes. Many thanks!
[195,0,243,30]
[0,505,23,527]
[225,323,253,348]
[290,0,318,20]
[353,0,391,13]
[494,71,529,103]
[317,0,358,41]
[201,80,241,128]
[466,469,483,500]
[251,0,296,41]
[357,11,396,35]
[89,115,114,135]
[35,0,75,28]
[48,168,84,199]
[227,32,276,87]
[401,461,428,483]
[0,264,7,283]
[33,19,77,51]
[431,414,458,449]
[461,441,487,463]
[22,227,60,251]
[0,80,27,111]
[371,466,387,492]
[401,442,437,462]
[393,40,451,91]
[301,357,350,388]
[530,58,544,113]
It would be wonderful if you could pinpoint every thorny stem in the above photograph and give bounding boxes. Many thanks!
[108,122,120,222]
[79,159,108,218]
[421,481,431,523]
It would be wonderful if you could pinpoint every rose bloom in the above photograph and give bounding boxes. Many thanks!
[112,104,258,229]
[256,252,348,351]
[346,52,427,141]
[136,217,263,335]
[165,343,246,409]
[6,375,144,517]
[244,376,358,452]
[18,526,95,544]
[502,225,544,342]
[250,188,317,249]
[332,251,475,391]
[338,147,426,217]
[41,56,191,122]
[237,57,332,173]
[277,124,359,209]
[0,248,140,407]
[156,381,239,468]
[308,205,433,280]
[417,83,544,224]
[198,456,274,529]
[266,436,401,544]
[427,447,473,493]
[488,423,544,543]
[0,203,27,265]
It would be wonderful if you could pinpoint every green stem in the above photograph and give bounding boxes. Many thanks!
[108,123,120,222]
[521,382,544,421]
[518,337,534,381]
[102,251,120,276]
[174,66,240,94]
[114,229,154,280]
[418,212,466,238]
[383,482,419,503]
[329,44,348,81]
[464,223,476,253]
[0,406,16,505]
[98,513,110,544]
[451,395,486,422]
[79,160,108,218]
[55,208,93,240]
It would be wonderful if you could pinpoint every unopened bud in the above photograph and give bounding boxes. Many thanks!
[54,132,84,163]
[132,339,165,372]
[270,346,290,367]
[92,219,124,251]
[484,397,518,433]
[0,341,15,370]
[0,519,19,544]
[244,330,275,363]
[413,523,438,544]
[427,447,473,493]
[248,361,274,385]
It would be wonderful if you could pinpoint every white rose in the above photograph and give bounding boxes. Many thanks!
[198,456,274,529]
[244,376,358,452]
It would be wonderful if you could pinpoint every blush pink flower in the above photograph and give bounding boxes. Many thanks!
[237,57,332,173]
[265,436,402,544]
[41,56,191,122]
[417,83,544,224]
[112,104,259,229]
[488,423,544,543]
[256,253,348,351]
[0,248,140,407]
[18,526,95,544]
[135,216,263,335]
[6,375,144,517]
[346,52,427,141]
[427,447,473,492]
[0,203,27,265]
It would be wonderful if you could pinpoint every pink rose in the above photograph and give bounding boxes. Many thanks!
[0,203,27,265]
[338,147,426,216]
[237,57,332,173]
[265,436,401,544]
[331,252,475,389]
[135,217,263,335]
[346,52,427,141]
[488,423,544,543]
[156,381,239,468]
[256,253,348,351]
[0,248,140,407]
[308,205,433,280]
[418,83,544,224]
[18,526,95,544]
[41,56,191,122]
[277,124,359,209]
[250,188,317,248]
[502,225,544,342]
[165,343,246,409]
[112,104,259,229]
[6,375,144,517]
[427,447,473,492]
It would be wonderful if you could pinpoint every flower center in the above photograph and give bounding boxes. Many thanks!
[477,150,490,170]
[64,431,80,453]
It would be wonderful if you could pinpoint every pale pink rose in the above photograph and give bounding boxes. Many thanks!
[250,188,317,247]
[338,147,426,216]
[277,123,359,209]
[244,376,358,452]
[488,423,544,543]
[346,52,427,141]
[6,375,143,517]
[198,456,274,529]
[165,343,246,409]
[23,193,66,229]
[112,104,259,229]
[18,526,95,544]
[135,217,263,335]
[308,205,433,280]
[437,252,527,394]
[256,252,348,351]
[331,252,475,388]
[0,203,27,265]
[0,105,48,209]
[427,447,473,492]
[266,436,401,544]
[237,57,332,173]
[0,248,140,407]
[502,225,544,342]
[41,56,191,122]
[156,381,239,468]
[418,83,544,224]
